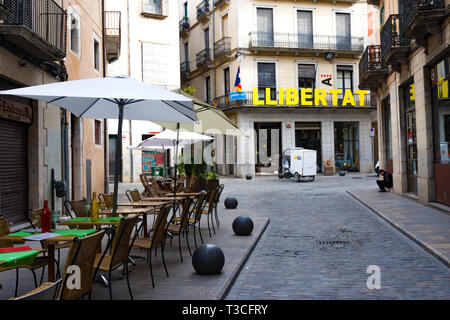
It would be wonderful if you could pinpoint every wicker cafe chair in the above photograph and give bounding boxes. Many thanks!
[150,177,167,196]
[64,199,92,229]
[10,279,63,300]
[139,174,152,197]
[132,204,172,288]
[11,230,105,300]
[213,184,225,228]
[28,208,71,279]
[125,189,141,202]
[187,192,208,248]
[98,193,114,210]
[58,230,106,300]
[93,215,139,300]
[202,188,219,238]
[0,216,49,297]
[167,197,194,262]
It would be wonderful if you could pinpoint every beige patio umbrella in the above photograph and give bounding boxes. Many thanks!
[153,89,247,137]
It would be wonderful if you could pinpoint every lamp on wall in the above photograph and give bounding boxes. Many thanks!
[325,52,336,61]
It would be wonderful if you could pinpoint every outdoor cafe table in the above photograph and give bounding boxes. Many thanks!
[164,192,202,197]
[136,197,189,202]
[0,229,98,282]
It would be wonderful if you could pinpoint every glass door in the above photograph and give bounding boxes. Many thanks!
[406,110,418,194]
[257,8,274,47]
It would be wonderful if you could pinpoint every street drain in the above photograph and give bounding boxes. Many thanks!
[316,240,351,246]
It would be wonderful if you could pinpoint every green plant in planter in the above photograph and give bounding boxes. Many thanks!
[206,171,218,180]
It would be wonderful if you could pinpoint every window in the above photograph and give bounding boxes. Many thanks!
[142,42,169,85]
[204,27,210,49]
[93,34,100,72]
[256,8,274,46]
[205,76,211,104]
[336,65,353,103]
[94,120,101,145]
[298,64,316,90]
[184,42,189,68]
[297,10,313,48]
[224,67,230,95]
[336,12,351,50]
[257,62,276,101]
[69,9,81,56]
[334,122,359,172]
[144,0,162,15]
[221,13,229,38]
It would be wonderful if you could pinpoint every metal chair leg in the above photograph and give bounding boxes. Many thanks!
[108,270,113,300]
[31,269,38,288]
[161,244,169,278]
[125,262,133,300]
[149,247,155,288]
[14,268,19,297]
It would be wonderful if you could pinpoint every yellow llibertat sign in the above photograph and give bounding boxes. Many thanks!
[252,88,369,107]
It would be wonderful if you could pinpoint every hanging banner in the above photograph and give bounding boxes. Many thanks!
[229,62,247,101]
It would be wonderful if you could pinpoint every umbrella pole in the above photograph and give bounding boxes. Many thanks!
[112,101,125,217]
[172,123,180,218]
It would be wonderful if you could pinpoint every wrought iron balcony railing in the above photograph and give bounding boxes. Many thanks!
[179,16,189,34]
[196,48,211,68]
[216,91,376,110]
[105,11,121,37]
[381,14,410,59]
[196,0,210,20]
[1,0,67,57]
[142,0,168,18]
[248,32,364,52]
[214,37,231,59]
[0,0,10,20]
[400,0,445,34]
[214,0,229,7]
[358,45,387,90]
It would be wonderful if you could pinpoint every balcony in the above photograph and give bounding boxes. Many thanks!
[248,32,364,56]
[142,0,168,19]
[215,0,229,8]
[196,0,210,22]
[180,61,190,82]
[216,91,376,110]
[359,45,387,91]
[214,37,231,60]
[105,11,121,63]
[179,16,189,38]
[400,0,446,48]
[0,0,66,62]
[196,48,211,69]
[0,0,10,20]
[381,14,410,72]
[367,0,379,5]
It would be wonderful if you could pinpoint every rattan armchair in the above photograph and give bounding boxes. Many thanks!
[132,204,172,288]
[93,215,139,300]
[167,197,194,262]
[0,216,49,297]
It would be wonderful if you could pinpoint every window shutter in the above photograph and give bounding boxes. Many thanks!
[298,64,315,79]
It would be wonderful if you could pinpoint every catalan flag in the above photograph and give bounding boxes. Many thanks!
[234,63,242,92]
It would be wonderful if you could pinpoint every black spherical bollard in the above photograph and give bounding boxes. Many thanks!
[224,197,238,209]
[246,174,252,180]
[232,216,254,236]
[339,171,346,176]
[192,244,225,275]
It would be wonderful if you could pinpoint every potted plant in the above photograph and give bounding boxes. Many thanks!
[206,171,219,191]
[192,160,207,191]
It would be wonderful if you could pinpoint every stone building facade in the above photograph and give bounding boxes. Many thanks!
[360,0,449,206]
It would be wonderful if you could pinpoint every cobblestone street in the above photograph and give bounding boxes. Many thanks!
[223,174,450,300]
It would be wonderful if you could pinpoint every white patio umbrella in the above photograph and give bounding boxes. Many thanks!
[0,77,196,216]
[138,129,213,193]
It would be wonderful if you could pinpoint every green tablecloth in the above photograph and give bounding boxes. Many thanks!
[66,217,122,222]
[0,250,39,268]
[7,229,97,238]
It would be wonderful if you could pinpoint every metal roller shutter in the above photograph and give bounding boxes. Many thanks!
[0,117,28,226]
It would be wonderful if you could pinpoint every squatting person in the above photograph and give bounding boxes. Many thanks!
[376,169,393,192]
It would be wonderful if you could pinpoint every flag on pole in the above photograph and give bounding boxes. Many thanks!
[230,63,247,101]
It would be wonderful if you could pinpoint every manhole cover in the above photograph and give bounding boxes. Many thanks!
[316,240,351,246]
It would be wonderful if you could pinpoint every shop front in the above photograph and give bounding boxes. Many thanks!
[431,56,450,206]
[0,95,32,225]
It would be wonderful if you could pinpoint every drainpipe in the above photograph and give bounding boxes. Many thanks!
[127,0,133,183]
[101,0,109,193]
[212,0,216,100]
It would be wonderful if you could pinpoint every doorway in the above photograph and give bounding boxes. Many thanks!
[254,122,282,174]
[295,122,322,172]
[406,110,418,194]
